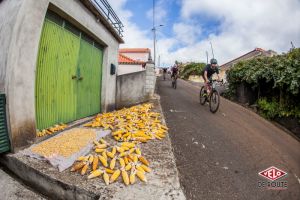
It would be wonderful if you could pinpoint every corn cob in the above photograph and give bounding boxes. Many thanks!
[124,157,129,165]
[100,138,107,144]
[98,155,108,167]
[125,163,132,171]
[95,148,106,153]
[140,164,151,173]
[81,163,89,175]
[70,161,85,172]
[133,155,138,163]
[136,165,145,173]
[88,169,103,179]
[110,157,116,170]
[111,147,116,155]
[92,156,99,171]
[95,144,107,149]
[138,156,149,166]
[110,169,121,183]
[106,151,114,159]
[88,155,94,163]
[122,169,130,186]
[103,172,110,185]
[135,148,141,155]
[119,158,125,168]
[130,170,136,184]
[105,168,114,174]
[102,151,107,160]
[136,170,147,182]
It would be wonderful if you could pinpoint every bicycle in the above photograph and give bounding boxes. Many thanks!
[171,75,178,89]
[199,79,223,113]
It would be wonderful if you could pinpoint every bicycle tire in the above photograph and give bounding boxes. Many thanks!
[199,86,206,105]
[209,90,220,113]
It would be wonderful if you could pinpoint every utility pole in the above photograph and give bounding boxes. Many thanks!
[153,0,156,66]
[210,41,215,58]
[206,51,209,64]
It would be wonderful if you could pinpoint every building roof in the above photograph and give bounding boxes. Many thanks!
[221,48,265,67]
[119,53,145,64]
[119,48,151,53]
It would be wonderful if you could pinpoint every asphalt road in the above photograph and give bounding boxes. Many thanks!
[157,76,300,200]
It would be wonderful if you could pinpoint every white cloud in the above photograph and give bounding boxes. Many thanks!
[107,0,300,67]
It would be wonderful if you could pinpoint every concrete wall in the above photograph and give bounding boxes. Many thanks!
[118,64,145,75]
[116,71,147,108]
[0,0,120,151]
[145,63,156,97]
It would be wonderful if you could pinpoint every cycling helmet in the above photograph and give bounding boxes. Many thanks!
[210,58,218,64]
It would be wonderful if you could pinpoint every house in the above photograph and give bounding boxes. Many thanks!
[118,48,152,75]
[220,48,277,80]
[119,48,152,62]
[0,0,123,151]
[118,53,146,75]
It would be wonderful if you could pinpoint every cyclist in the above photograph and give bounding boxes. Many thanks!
[201,58,221,95]
[162,67,167,80]
[171,64,179,79]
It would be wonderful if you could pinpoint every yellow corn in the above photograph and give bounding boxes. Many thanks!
[130,170,136,184]
[124,157,129,165]
[92,156,99,171]
[122,170,130,186]
[106,151,114,159]
[135,148,141,155]
[139,156,149,166]
[95,148,105,153]
[105,168,114,174]
[111,147,116,155]
[119,158,125,168]
[102,151,107,160]
[103,172,110,185]
[136,165,145,174]
[110,169,121,183]
[119,152,128,157]
[140,164,151,173]
[117,147,125,153]
[98,155,108,167]
[81,163,89,175]
[133,155,138,163]
[70,161,85,172]
[129,148,135,154]
[88,155,94,163]
[100,138,107,144]
[125,163,132,171]
[110,157,116,170]
[88,169,103,179]
[136,170,147,182]
[96,144,107,149]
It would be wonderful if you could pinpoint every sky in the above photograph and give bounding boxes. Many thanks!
[107,0,300,67]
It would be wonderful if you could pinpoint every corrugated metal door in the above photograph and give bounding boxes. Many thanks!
[35,12,103,130]
[35,20,80,129]
[0,93,10,153]
[77,39,103,119]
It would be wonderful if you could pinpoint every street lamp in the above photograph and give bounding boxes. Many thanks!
[152,24,163,67]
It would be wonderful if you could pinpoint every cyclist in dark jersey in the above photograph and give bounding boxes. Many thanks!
[171,64,179,78]
[201,58,221,93]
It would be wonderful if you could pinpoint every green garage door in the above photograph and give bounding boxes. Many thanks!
[35,12,103,130]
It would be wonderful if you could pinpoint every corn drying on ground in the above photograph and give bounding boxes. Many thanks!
[70,103,169,186]
[12,99,185,199]
[31,128,96,158]
[36,123,68,137]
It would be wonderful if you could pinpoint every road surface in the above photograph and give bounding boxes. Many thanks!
[157,76,300,200]
[0,166,45,200]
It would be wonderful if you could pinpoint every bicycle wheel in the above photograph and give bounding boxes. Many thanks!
[199,86,207,105]
[174,79,177,89]
[209,90,220,113]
